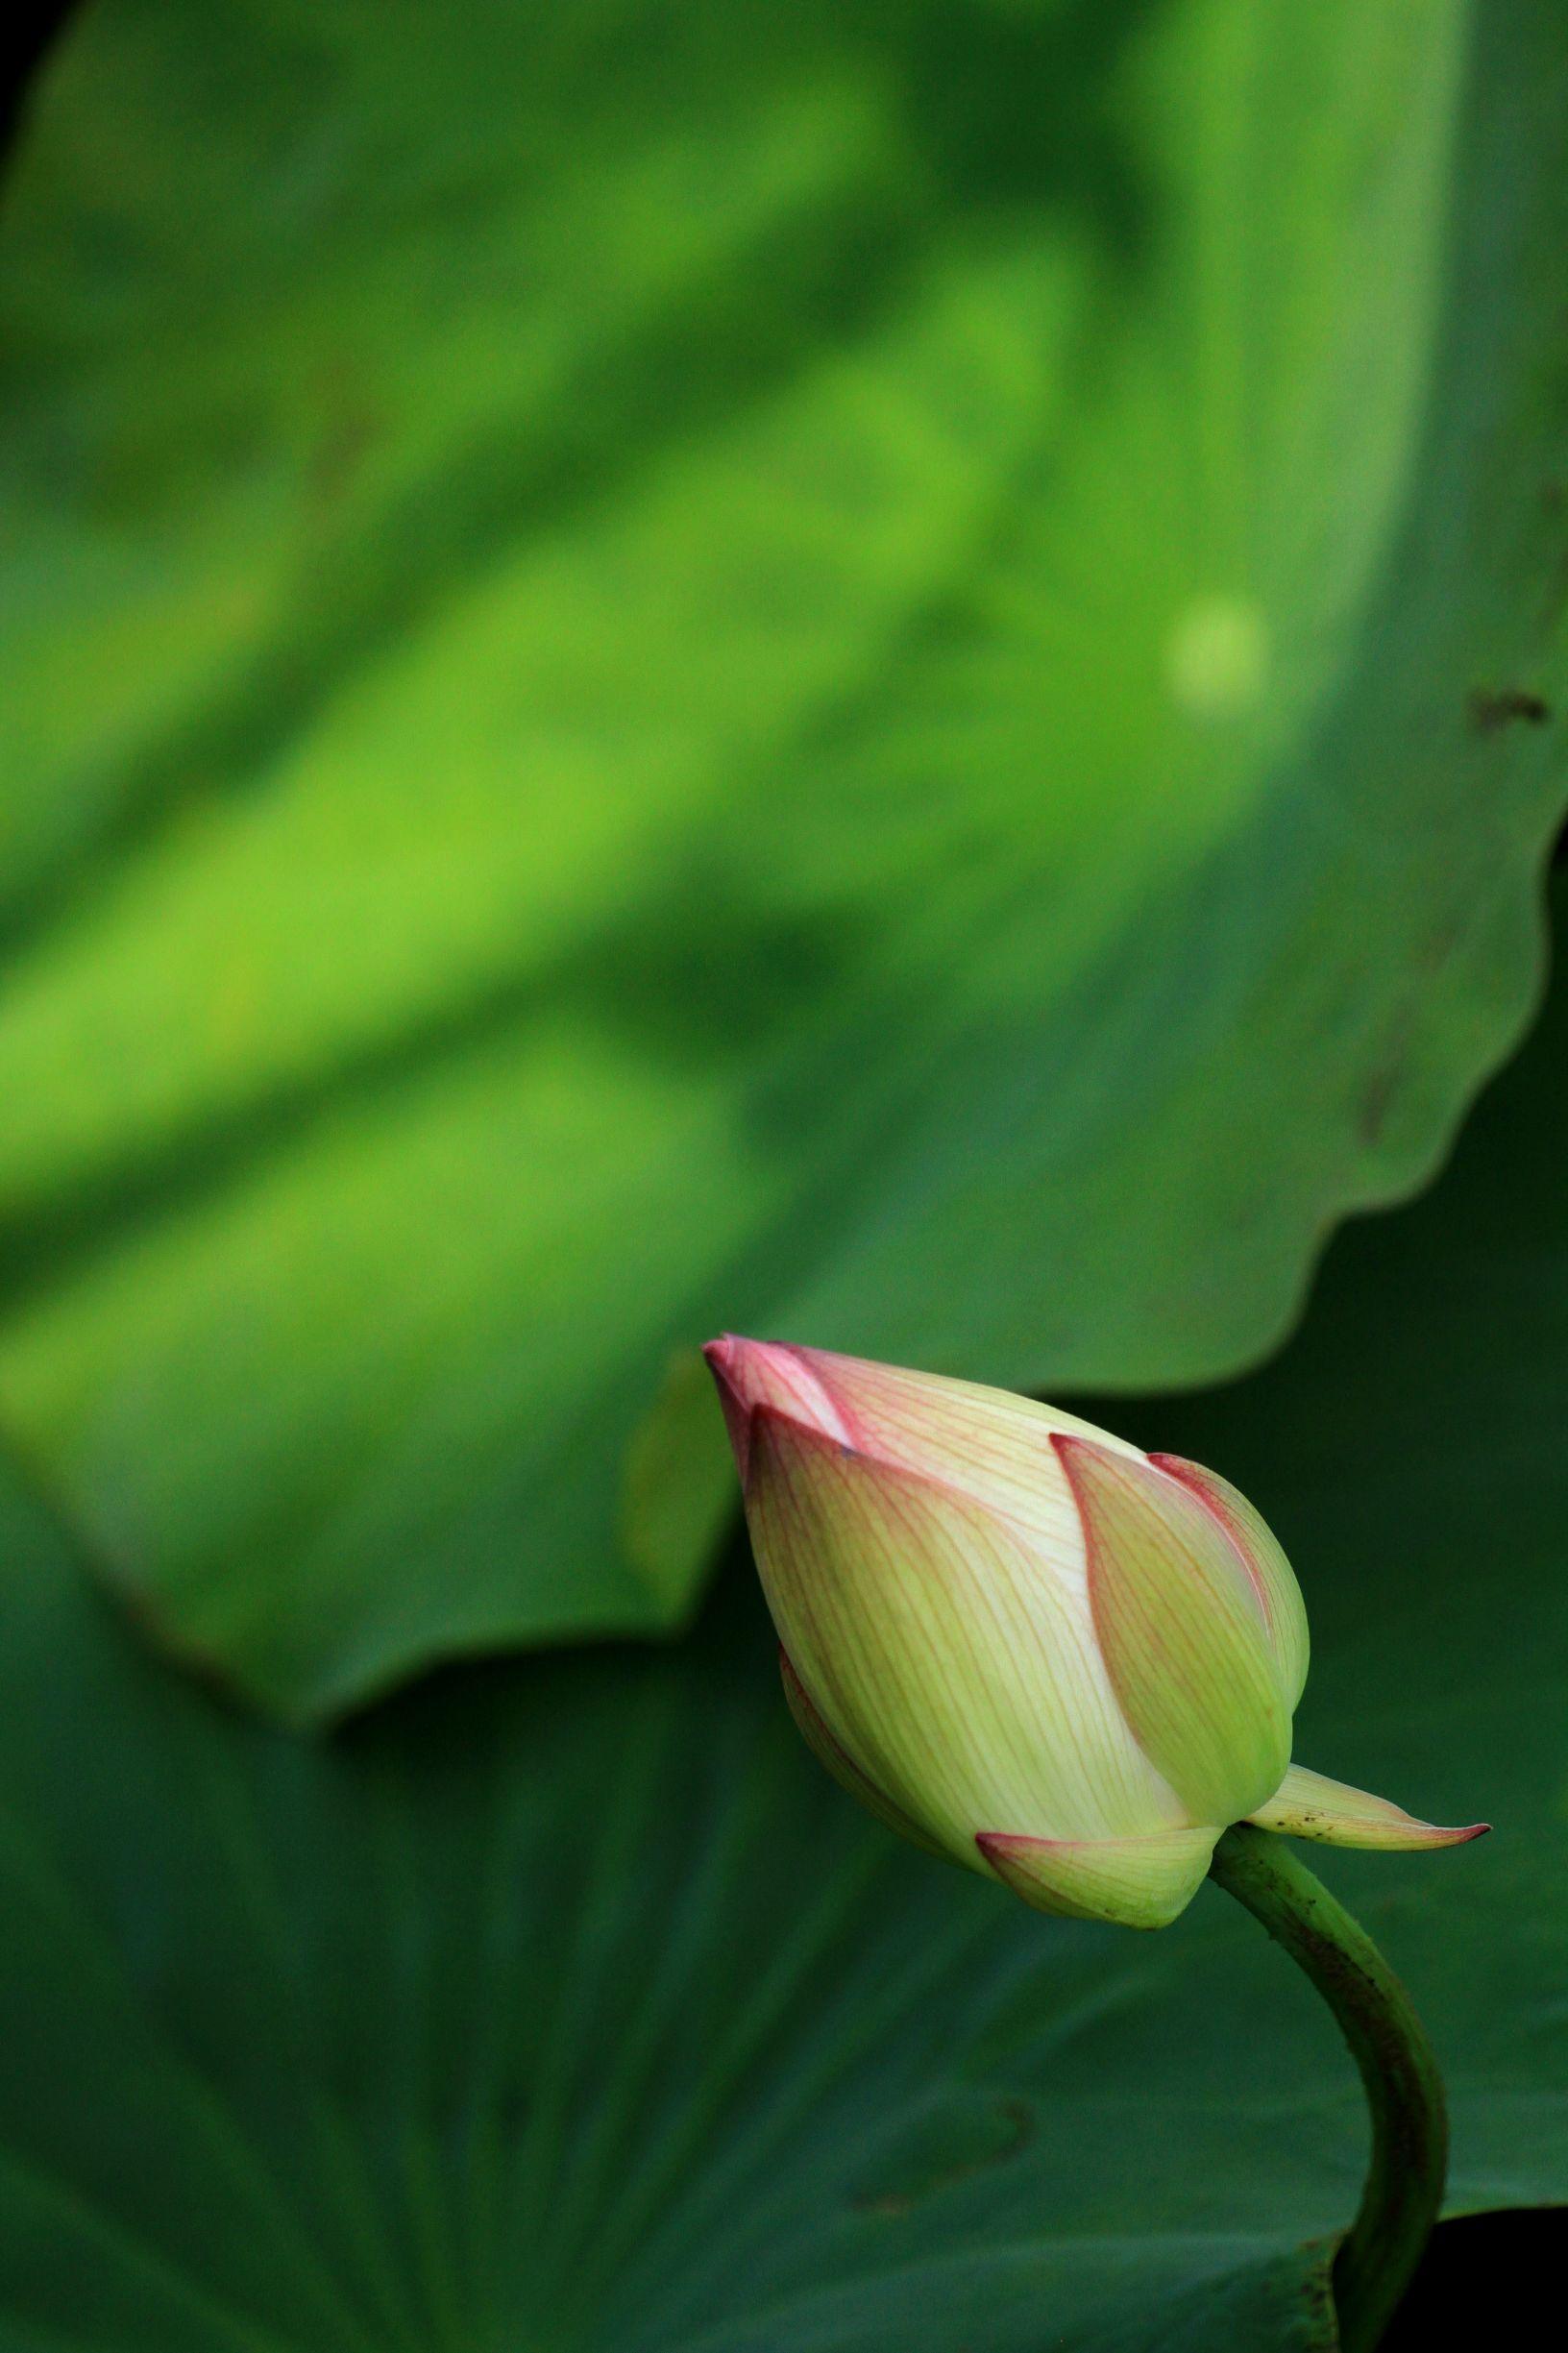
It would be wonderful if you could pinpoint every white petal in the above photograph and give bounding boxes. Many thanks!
[746,1409,1188,1862]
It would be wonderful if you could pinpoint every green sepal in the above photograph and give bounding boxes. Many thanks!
[977,1826,1219,1930]
[1249,1762,1488,1851]
[1055,1436,1291,1826]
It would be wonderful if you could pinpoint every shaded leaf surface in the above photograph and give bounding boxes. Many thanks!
[2,0,1567,1714]
[1,881,1566,2349]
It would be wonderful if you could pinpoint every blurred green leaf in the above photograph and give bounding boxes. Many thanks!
[1,0,1565,1716]
[0,878,1566,2350]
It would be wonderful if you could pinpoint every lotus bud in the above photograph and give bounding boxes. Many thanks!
[704,1336,1484,1930]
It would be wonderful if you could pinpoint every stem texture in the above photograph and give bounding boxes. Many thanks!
[1208,1823,1446,2353]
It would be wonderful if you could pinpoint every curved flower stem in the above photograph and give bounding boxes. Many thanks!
[1208,1824,1446,2353]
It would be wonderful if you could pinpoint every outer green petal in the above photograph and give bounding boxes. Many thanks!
[976,1826,1219,1930]
[779,1647,948,1862]
[1055,1436,1291,1827]
[1249,1762,1489,1850]
[746,1410,1187,1865]
[1149,1453,1311,1706]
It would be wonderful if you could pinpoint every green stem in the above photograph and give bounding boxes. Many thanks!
[1208,1824,1446,2353]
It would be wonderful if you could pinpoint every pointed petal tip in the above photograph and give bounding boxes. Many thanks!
[702,1335,752,1482]
[698,1334,856,1455]
[1047,1428,1138,1486]
[1248,1763,1490,1851]
[1360,1814,1491,1851]
[976,1825,1217,1930]
[1311,1814,1492,1850]
[1145,1452,1311,1707]
[1047,1429,1122,1500]
[701,1331,782,1391]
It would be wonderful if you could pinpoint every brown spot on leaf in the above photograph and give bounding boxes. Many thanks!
[1467,685,1552,735]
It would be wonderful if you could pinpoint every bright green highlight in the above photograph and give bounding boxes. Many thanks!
[0,1,1564,1719]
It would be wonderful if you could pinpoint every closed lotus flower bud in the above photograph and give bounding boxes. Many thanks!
[704,1336,1484,1930]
